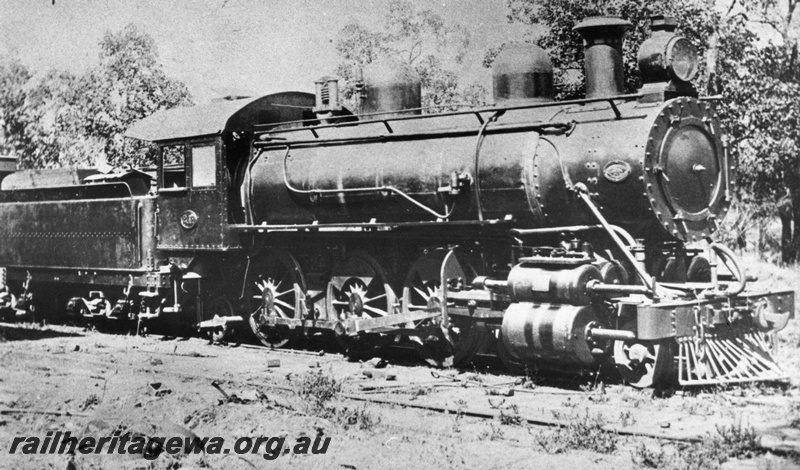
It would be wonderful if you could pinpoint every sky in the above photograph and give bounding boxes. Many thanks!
[0,0,530,103]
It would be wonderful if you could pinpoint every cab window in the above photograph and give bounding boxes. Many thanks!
[191,145,216,188]
[161,144,186,188]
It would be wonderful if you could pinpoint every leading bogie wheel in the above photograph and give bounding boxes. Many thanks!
[613,322,676,389]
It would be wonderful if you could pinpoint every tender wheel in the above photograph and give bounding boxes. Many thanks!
[326,252,396,359]
[247,248,306,349]
[206,296,236,343]
[403,250,488,368]
[613,324,676,389]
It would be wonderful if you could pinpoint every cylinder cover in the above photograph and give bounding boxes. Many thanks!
[501,302,606,365]
[507,264,601,305]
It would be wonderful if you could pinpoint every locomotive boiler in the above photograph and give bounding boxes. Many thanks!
[0,15,793,389]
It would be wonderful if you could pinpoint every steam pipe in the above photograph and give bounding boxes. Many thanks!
[574,183,654,291]
[585,280,650,296]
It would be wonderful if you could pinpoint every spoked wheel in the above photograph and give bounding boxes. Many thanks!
[403,250,488,368]
[248,248,306,349]
[205,296,236,343]
[326,252,397,360]
[613,323,676,389]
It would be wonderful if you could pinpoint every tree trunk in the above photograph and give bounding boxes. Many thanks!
[756,222,762,259]
[780,207,792,264]
[790,176,800,264]
[779,180,794,264]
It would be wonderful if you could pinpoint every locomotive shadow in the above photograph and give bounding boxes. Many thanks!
[454,354,627,391]
[0,322,84,342]
[236,329,629,391]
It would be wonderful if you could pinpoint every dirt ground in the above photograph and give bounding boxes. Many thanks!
[1,257,799,470]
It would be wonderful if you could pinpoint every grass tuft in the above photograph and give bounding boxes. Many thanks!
[291,369,380,431]
[630,420,762,470]
[534,409,617,454]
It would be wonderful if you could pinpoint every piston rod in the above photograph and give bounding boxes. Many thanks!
[587,327,636,341]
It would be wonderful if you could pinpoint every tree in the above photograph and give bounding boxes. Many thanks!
[715,1,800,263]
[334,0,485,111]
[0,59,32,158]
[500,0,722,99]
[502,0,800,263]
[0,61,95,169]
[0,24,192,170]
[81,24,193,167]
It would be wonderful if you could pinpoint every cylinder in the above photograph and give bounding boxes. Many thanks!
[507,264,601,305]
[573,16,632,98]
[501,302,606,365]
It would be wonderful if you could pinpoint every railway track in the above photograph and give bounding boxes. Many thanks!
[1,322,782,446]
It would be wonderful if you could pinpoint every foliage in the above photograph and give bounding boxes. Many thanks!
[334,0,486,112]
[630,421,762,470]
[499,0,722,99]
[631,442,669,468]
[329,404,380,431]
[291,370,379,430]
[0,59,32,158]
[294,369,342,413]
[720,26,800,261]
[0,23,191,170]
[498,404,523,426]
[85,24,193,167]
[534,409,617,454]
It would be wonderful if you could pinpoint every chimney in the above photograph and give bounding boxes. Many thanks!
[573,16,633,98]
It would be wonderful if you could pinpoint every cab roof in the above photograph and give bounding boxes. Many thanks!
[124,91,315,143]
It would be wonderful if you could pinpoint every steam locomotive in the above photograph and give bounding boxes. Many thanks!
[0,15,793,388]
